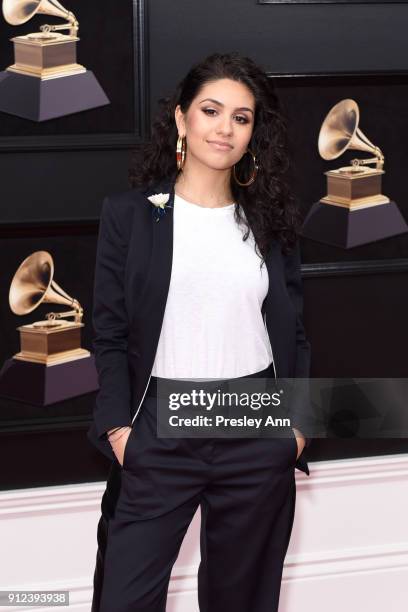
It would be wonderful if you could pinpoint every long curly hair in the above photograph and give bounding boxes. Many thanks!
[128,52,301,262]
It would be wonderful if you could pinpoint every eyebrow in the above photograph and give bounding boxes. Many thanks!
[198,98,254,114]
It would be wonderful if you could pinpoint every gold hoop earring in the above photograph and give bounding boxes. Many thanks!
[233,148,259,186]
[176,135,186,171]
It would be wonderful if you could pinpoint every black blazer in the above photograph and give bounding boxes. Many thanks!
[87,176,312,475]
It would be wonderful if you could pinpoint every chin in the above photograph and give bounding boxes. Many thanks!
[198,156,234,172]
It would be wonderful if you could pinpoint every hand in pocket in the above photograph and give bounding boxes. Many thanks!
[292,428,306,461]
[109,427,133,467]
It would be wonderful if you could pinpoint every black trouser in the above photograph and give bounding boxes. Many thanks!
[91,365,298,612]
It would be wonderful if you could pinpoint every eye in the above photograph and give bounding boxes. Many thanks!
[201,108,250,124]
[234,115,250,124]
[202,108,217,116]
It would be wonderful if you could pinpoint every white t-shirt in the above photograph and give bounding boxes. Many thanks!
[151,193,274,379]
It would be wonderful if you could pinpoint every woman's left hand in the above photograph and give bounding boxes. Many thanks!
[292,428,306,460]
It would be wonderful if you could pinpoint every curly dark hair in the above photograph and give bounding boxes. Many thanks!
[128,52,301,262]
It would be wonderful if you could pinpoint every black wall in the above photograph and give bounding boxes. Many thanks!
[1,0,407,489]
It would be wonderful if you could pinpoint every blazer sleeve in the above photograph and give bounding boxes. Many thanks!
[282,239,313,448]
[92,195,133,440]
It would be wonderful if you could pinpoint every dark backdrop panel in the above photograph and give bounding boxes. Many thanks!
[305,273,408,378]
[148,0,408,108]
[0,1,135,137]
[274,73,408,263]
[0,228,111,489]
[0,149,132,223]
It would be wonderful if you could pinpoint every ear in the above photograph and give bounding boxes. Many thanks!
[175,105,186,137]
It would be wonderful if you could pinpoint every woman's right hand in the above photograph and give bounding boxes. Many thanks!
[108,426,132,467]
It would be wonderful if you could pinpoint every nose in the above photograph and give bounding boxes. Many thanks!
[216,115,233,137]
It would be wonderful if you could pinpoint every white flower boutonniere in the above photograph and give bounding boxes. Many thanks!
[147,192,172,222]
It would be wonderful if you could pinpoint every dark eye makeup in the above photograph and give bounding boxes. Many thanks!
[201,108,250,124]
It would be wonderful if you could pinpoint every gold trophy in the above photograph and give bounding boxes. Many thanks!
[302,98,408,248]
[9,250,89,364]
[0,251,98,405]
[0,0,109,120]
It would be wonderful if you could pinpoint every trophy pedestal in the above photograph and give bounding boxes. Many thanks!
[301,200,408,248]
[14,320,90,365]
[0,355,99,405]
[0,69,109,121]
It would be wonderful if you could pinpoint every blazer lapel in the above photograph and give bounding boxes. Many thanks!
[262,241,291,379]
[127,177,176,420]
[139,177,175,326]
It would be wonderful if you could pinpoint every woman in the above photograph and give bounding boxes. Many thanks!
[88,51,312,612]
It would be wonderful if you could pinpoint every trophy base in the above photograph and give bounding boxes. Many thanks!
[301,200,408,248]
[13,347,90,365]
[0,69,109,121]
[0,355,99,405]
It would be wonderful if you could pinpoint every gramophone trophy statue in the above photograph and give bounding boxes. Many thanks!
[0,251,98,405]
[302,98,408,248]
[0,0,109,120]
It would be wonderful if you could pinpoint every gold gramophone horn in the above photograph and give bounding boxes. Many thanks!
[7,250,89,365]
[318,99,384,170]
[9,250,83,323]
[2,0,79,37]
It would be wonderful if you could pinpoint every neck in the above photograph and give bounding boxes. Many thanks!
[174,158,234,208]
